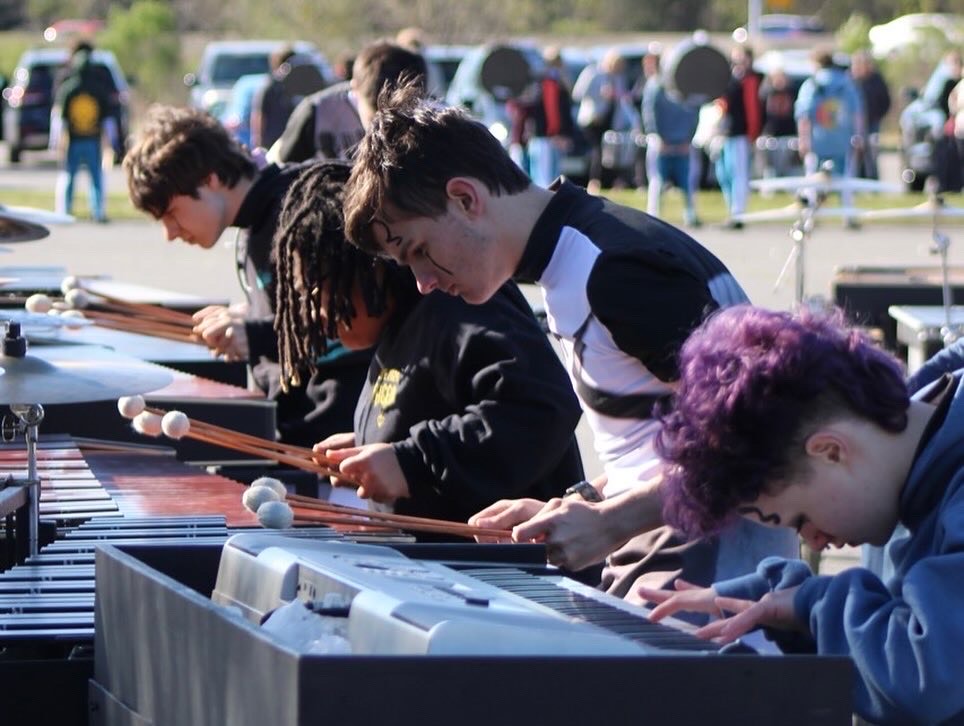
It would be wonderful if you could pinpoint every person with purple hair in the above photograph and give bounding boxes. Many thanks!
[639,304,964,725]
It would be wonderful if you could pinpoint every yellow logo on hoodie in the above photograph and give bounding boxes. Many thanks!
[371,368,400,428]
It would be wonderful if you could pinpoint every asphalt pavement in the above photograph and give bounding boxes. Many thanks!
[7,192,961,313]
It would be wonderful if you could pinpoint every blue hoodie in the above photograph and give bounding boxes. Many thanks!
[715,374,964,725]
[794,67,864,160]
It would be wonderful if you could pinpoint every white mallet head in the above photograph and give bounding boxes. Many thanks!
[25,293,53,313]
[117,395,146,419]
[60,309,86,329]
[160,410,191,439]
[132,411,163,437]
[257,500,294,529]
[64,287,90,309]
[242,484,281,513]
[60,275,81,295]
[250,476,287,499]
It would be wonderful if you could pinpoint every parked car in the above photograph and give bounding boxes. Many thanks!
[447,43,592,183]
[423,44,472,98]
[446,43,544,134]
[185,40,332,119]
[1,46,130,164]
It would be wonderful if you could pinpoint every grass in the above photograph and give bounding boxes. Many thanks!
[2,181,963,227]
[605,187,964,227]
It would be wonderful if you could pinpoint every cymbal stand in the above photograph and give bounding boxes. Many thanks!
[773,191,825,307]
[930,195,958,347]
[0,322,45,558]
[2,404,45,558]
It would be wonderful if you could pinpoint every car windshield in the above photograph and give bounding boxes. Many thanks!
[25,60,119,95]
[210,54,271,84]
[25,63,56,93]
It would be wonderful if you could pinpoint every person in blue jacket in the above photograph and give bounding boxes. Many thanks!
[640,304,964,725]
[794,49,864,227]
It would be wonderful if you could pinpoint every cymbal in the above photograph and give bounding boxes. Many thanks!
[0,215,49,243]
[0,205,73,243]
[859,201,964,221]
[0,344,172,405]
[734,205,863,224]
[0,205,74,226]
[751,174,902,194]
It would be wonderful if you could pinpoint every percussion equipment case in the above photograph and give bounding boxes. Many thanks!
[832,265,964,350]
[91,541,853,726]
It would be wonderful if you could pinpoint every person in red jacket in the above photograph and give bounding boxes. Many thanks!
[715,45,762,230]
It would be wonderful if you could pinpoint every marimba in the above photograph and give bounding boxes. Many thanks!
[0,436,407,725]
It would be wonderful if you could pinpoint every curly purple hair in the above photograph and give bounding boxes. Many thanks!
[655,305,909,537]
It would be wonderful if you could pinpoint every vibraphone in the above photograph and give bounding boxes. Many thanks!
[0,436,402,726]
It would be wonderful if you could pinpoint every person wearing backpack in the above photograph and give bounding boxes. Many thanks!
[50,43,115,223]
[795,49,864,228]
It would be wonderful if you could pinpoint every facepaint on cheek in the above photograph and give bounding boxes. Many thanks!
[372,219,404,248]
[424,250,454,276]
[737,505,782,526]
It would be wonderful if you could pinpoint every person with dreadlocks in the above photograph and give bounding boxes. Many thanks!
[274,160,586,524]
[124,105,370,448]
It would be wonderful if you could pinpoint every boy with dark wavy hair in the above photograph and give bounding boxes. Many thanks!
[642,304,964,724]
[124,105,369,447]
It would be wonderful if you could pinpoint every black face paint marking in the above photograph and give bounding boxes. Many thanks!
[372,219,403,248]
[424,249,453,276]
[737,505,782,526]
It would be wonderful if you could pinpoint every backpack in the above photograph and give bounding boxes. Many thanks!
[65,90,102,137]
[811,81,851,132]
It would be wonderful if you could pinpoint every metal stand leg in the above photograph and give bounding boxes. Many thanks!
[772,197,821,307]
[10,404,45,557]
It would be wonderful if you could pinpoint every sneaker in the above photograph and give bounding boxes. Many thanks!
[684,212,702,229]
[722,218,744,230]
[845,218,861,231]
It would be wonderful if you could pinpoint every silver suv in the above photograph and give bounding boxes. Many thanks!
[184,40,332,118]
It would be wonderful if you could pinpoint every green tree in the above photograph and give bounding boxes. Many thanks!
[836,13,873,54]
[98,0,181,103]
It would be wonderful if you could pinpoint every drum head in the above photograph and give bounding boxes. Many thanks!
[665,41,730,103]
[479,46,531,101]
[280,59,327,99]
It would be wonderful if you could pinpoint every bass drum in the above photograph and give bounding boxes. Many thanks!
[280,57,328,101]
[663,39,730,105]
[478,45,532,101]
